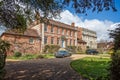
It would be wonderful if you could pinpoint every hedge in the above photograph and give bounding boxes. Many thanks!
[43,45,60,54]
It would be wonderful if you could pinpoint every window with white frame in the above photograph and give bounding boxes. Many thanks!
[62,28,64,34]
[66,39,68,46]
[29,38,34,44]
[66,30,68,35]
[51,25,54,33]
[70,39,72,45]
[51,37,54,44]
[57,38,59,44]
[57,28,60,34]
[73,31,75,37]
[44,24,47,32]
[44,36,47,44]
[57,27,59,34]
[74,40,75,45]
[70,31,72,36]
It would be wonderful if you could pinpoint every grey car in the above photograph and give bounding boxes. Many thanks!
[55,50,72,58]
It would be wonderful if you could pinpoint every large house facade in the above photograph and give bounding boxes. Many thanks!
[1,19,97,54]
[30,20,78,52]
[81,28,97,49]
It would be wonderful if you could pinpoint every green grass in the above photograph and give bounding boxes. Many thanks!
[7,53,55,60]
[97,53,111,57]
[71,57,111,80]
[42,53,55,58]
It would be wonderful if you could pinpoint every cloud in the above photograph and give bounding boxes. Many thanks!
[83,19,114,41]
[54,10,84,26]
[109,22,120,30]
[54,10,115,42]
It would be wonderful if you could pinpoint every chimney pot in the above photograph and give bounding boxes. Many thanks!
[71,22,75,27]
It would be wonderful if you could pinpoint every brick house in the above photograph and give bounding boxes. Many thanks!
[1,29,41,55]
[30,19,78,52]
[1,19,97,54]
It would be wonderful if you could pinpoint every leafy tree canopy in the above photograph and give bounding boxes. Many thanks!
[109,24,120,51]
[0,0,117,32]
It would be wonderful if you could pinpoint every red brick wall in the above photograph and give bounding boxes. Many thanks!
[77,27,82,39]
[44,24,77,46]
[1,34,41,55]
[77,43,86,51]
[46,36,49,45]
[77,27,86,51]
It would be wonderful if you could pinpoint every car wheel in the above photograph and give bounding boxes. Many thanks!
[62,54,65,58]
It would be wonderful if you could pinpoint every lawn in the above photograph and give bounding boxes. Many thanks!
[71,57,111,80]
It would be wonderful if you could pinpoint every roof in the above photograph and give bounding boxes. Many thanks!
[97,42,114,49]
[49,19,78,31]
[1,29,40,38]
[82,27,96,34]
[82,33,97,38]
[30,19,78,31]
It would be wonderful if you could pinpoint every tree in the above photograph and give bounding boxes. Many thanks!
[109,24,120,51]
[109,24,120,80]
[0,0,117,32]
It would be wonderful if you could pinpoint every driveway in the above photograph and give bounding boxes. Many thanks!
[5,54,90,80]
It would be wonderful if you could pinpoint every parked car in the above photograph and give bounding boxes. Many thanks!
[55,50,72,58]
[86,49,99,55]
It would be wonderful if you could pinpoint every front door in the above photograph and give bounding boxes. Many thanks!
[62,40,65,48]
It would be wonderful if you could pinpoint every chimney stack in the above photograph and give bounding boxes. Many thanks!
[71,22,75,27]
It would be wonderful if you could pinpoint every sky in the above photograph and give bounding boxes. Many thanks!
[54,0,120,42]
[0,0,120,42]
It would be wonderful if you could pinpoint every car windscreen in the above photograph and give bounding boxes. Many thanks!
[58,51,68,54]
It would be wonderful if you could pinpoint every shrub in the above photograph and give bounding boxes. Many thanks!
[76,46,85,54]
[76,51,84,54]
[14,52,22,57]
[108,49,114,54]
[22,54,35,60]
[66,46,77,53]
[0,54,6,80]
[36,55,44,59]
[43,54,54,58]
[44,45,60,54]
[108,50,120,80]
[66,46,84,54]
[0,39,10,80]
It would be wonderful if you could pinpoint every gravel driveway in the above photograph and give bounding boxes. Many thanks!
[5,54,90,80]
